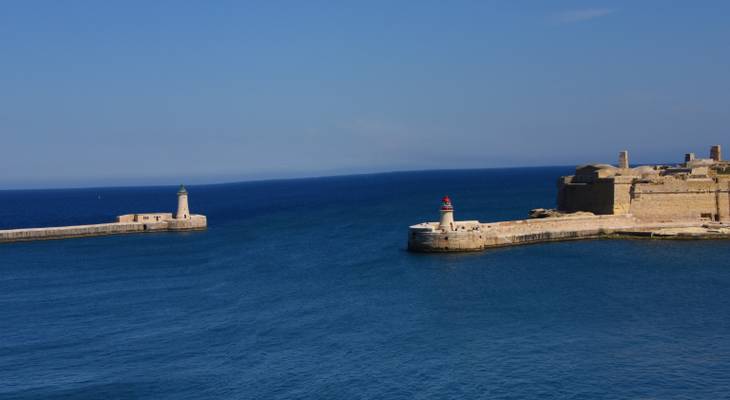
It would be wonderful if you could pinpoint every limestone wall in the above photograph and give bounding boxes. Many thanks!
[612,177,633,214]
[559,169,730,222]
[408,229,484,252]
[0,222,146,243]
[136,213,173,222]
[117,213,173,223]
[718,180,730,222]
[481,214,636,247]
[117,214,136,223]
[408,214,641,252]
[167,215,207,230]
[630,178,724,221]
[557,178,615,214]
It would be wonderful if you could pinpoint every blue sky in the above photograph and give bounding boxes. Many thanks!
[1,1,729,188]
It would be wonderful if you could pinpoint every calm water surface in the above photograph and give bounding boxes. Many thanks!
[2,168,730,399]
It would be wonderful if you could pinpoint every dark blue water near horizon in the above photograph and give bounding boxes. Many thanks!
[2,167,730,399]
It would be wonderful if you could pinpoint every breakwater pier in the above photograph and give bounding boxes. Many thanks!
[0,185,206,244]
[408,206,730,252]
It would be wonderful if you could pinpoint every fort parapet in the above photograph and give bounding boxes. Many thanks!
[409,145,730,252]
[0,185,206,244]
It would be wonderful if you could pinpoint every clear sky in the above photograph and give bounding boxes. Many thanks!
[1,1,728,188]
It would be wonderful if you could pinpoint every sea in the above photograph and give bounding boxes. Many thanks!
[2,167,730,399]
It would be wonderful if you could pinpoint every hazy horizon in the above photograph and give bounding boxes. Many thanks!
[0,156,714,191]
[2,1,729,189]
[1,163,571,191]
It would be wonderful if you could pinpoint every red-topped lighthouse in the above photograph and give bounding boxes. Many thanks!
[439,196,455,231]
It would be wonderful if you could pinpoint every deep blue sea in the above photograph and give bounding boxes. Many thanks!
[2,167,730,399]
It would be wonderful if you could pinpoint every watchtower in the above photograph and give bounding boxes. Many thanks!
[711,145,722,162]
[618,150,629,169]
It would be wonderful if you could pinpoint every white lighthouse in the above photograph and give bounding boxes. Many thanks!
[438,196,455,231]
[176,184,190,220]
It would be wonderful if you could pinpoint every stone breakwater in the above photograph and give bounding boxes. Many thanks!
[0,185,206,244]
[408,214,730,252]
[0,215,207,244]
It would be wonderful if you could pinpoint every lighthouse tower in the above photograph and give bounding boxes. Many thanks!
[438,196,455,231]
[176,185,190,220]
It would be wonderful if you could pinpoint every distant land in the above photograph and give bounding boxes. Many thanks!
[0,159,695,191]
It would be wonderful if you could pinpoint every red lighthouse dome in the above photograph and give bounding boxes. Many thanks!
[440,196,453,211]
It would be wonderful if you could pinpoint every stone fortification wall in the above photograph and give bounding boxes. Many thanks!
[557,177,615,214]
[719,180,730,222]
[558,165,730,222]
[629,178,727,222]
[611,176,633,214]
